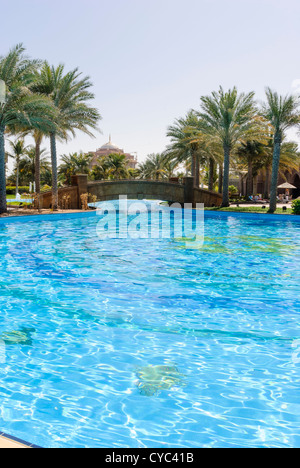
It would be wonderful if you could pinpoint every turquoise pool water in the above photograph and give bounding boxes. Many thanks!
[0,206,299,448]
[6,198,32,203]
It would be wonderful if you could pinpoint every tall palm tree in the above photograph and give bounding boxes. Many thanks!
[195,138,223,191]
[166,112,226,192]
[6,139,29,195]
[18,145,50,185]
[262,88,300,213]
[32,63,101,209]
[236,140,268,196]
[235,138,300,199]
[198,86,263,207]
[261,140,300,199]
[32,130,43,195]
[0,44,56,213]
[19,129,53,210]
[166,111,202,186]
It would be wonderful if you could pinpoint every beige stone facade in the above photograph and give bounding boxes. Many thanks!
[237,168,300,198]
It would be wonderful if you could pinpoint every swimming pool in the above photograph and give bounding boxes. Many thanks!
[0,206,299,448]
[6,198,32,203]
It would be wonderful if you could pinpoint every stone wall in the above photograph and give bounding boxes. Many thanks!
[39,186,78,209]
[193,187,223,207]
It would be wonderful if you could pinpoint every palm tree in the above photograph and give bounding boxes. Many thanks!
[166,111,202,186]
[128,168,141,179]
[166,111,224,190]
[32,63,101,209]
[261,140,300,199]
[18,145,50,185]
[161,160,179,179]
[6,139,29,195]
[103,153,129,180]
[90,158,109,181]
[59,152,93,185]
[198,86,263,207]
[139,154,166,180]
[32,130,43,196]
[262,88,300,213]
[235,137,300,199]
[0,44,56,213]
[21,129,49,199]
[197,139,223,191]
[236,141,268,197]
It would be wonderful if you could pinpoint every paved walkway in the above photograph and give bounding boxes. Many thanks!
[0,208,91,218]
[229,202,292,208]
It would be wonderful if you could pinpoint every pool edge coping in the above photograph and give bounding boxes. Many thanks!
[0,206,299,224]
[0,432,42,448]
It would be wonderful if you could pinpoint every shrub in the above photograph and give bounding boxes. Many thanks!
[80,193,89,210]
[229,185,239,196]
[292,199,300,215]
[6,186,30,195]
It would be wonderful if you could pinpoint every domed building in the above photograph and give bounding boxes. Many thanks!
[90,136,138,169]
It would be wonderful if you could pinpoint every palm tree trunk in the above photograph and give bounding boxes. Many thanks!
[35,134,42,210]
[195,155,200,188]
[208,158,214,191]
[264,166,270,199]
[191,153,196,181]
[247,158,253,197]
[35,134,42,195]
[222,144,230,207]
[50,132,58,210]
[0,125,7,214]
[269,134,281,213]
[218,164,223,194]
[16,159,20,196]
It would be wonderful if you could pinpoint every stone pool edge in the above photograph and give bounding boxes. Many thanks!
[0,432,42,448]
[0,207,299,225]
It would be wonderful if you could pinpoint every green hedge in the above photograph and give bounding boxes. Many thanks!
[6,186,30,195]
[292,199,300,215]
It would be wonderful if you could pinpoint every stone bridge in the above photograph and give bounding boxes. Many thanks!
[39,175,222,209]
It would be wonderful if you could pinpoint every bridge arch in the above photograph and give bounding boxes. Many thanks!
[87,180,186,204]
[87,179,222,207]
[38,175,223,209]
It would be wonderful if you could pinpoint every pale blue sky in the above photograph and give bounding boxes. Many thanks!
[2,0,300,166]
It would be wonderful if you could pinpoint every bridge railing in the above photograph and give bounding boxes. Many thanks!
[87,177,185,185]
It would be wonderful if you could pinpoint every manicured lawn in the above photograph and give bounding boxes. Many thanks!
[6,194,32,206]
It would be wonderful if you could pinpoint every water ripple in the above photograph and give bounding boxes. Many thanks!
[0,211,299,447]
